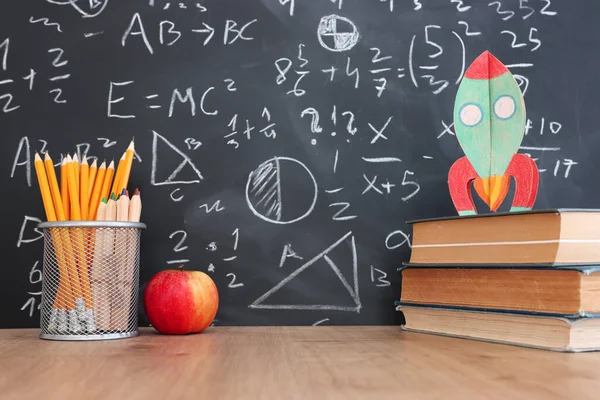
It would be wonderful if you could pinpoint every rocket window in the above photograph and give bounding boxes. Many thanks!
[459,103,482,127]
[494,95,515,120]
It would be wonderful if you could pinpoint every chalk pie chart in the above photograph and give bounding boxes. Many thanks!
[317,14,359,53]
[246,157,318,224]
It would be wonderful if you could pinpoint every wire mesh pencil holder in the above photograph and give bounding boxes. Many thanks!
[38,221,146,341]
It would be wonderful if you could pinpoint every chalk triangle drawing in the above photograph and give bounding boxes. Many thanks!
[151,130,203,186]
[249,231,361,312]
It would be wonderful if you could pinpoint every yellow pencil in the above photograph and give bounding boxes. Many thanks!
[66,155,81,220]
[60,156,70,220]
[88,160,106,220]
[35,153,77,313]
[67,156,93,310]
[88,158,97,197]
[34,153,57,222]
[43,152,78,311]
[118,140,135,193]
[102,160,115,202]
[72,153,80,196]
[80,156,90,220]
[110,152,126,197]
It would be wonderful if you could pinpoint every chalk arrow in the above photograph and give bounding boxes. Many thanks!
[89,0,102,9]
[191,23,215,46]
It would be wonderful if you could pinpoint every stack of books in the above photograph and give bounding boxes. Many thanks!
[395,209,600,352]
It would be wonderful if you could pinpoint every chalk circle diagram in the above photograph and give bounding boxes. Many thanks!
[46,0,109,18]
[245,157,318,225]
[317,14,359,52]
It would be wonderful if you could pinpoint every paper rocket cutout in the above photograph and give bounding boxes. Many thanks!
[448,51,539,216]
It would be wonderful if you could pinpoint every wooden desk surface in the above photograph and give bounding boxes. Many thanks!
[0,326,599,400]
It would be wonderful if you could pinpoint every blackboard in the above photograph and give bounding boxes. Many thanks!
[2,0,599,328]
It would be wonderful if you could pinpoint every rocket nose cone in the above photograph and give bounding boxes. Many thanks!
[464,50,509,80]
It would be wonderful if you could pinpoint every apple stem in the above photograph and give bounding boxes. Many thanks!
[178,264,185,271]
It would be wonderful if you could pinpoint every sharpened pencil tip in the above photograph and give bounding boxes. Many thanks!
[101,197,107,203]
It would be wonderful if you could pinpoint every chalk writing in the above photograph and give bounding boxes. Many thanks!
[300,106,356,145]
[107,80,222,118]
[29,17,62,33]
[11,136,31,187]
[122,13,257,53]
[84,31,104,38]
[279,0,295,16]
[16,216,43,248]
[199,200,225,213]
[385,229,412,250]
[524,118,562,136]
[0,38,8,71]
[370,266,390,287]
[166,229,190,264]
[329,202,357,221]
[225,107,277,148]
[21,261,42,318]
[279,244,303,267]
[227,273,244,288]
[170,188,184,202]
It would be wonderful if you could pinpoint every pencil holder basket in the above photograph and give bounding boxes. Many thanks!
[37,221,146,341]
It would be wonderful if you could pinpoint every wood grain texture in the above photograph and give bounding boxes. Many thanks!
[1,327,600,400]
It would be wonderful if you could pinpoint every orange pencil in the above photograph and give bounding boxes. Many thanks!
[43,152,66,221]
[67,155,93,311]
[43,152,79,312]
[80,156,90,220]
[60,156,70,220]
[33,153,56,222]
[118,140,135,193]
[35,153,77,314]
[110,152,126,197]
[101,160,115,201]
[66,156,80,220]
[72,153,80,196]
[88,158,97,197]
[88,160,106,220]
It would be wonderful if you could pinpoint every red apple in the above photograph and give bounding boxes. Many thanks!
[143,265,219,335]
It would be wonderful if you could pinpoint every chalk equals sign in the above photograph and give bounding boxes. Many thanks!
[84,31,104,38]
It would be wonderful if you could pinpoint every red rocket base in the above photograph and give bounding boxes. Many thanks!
[448,154,539,216]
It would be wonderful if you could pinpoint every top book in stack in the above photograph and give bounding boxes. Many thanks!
[407,209,600,266]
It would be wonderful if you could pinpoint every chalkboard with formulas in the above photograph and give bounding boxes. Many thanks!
[2,0,599,328]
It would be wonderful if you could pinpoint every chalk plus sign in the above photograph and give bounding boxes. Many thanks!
[381,180,395,194]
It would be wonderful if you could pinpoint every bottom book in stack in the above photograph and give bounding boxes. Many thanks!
[394,265,600,352]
